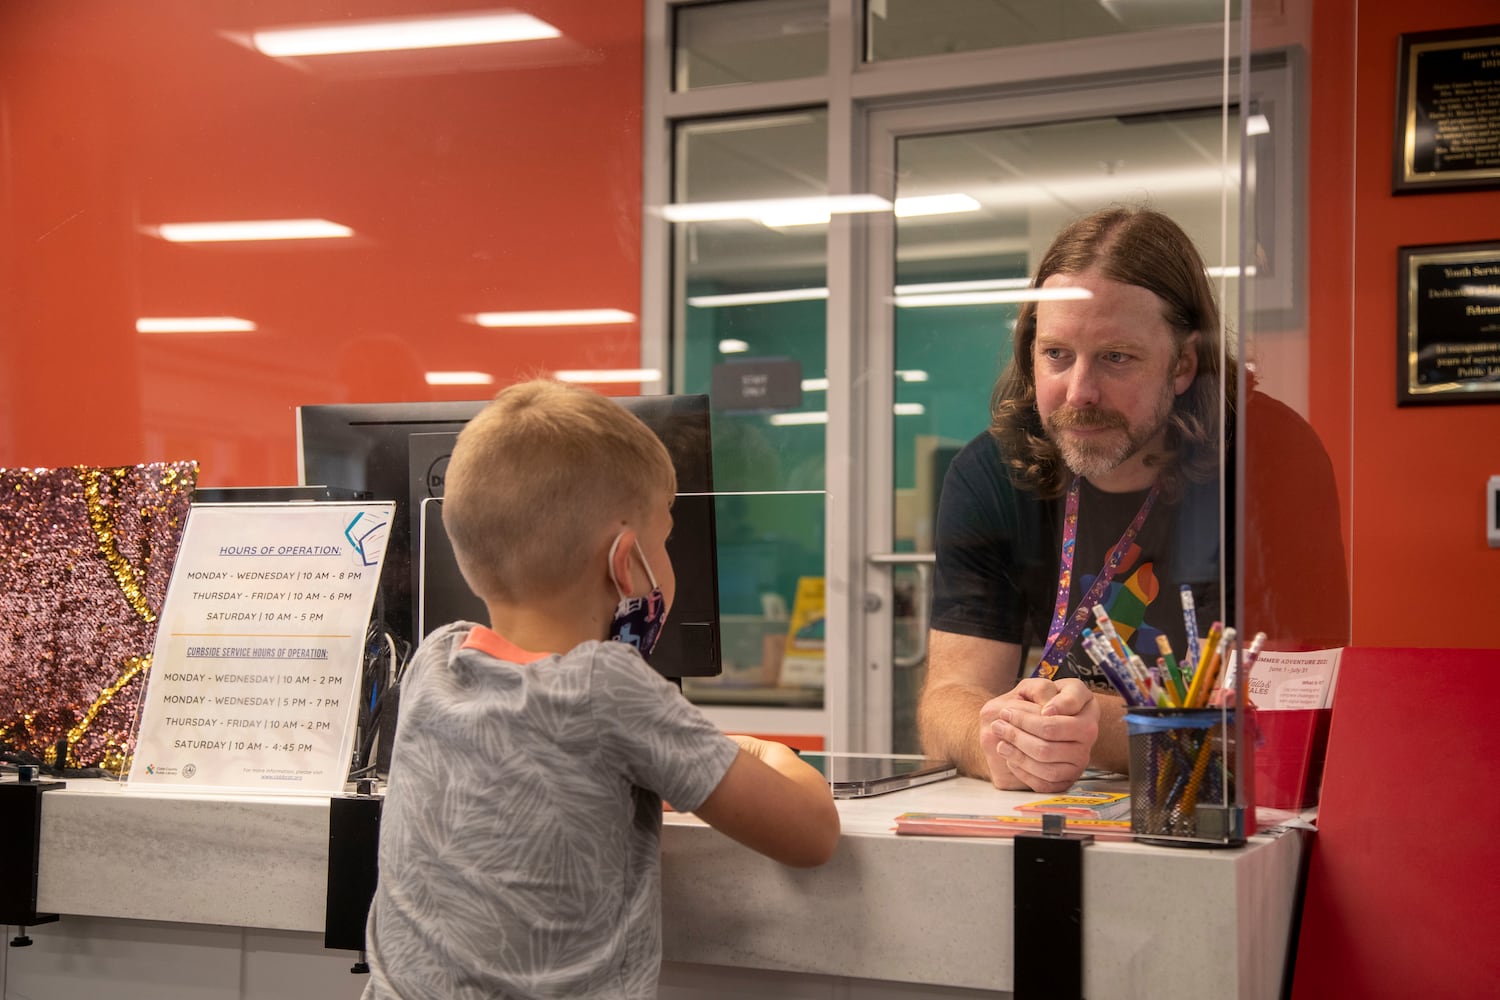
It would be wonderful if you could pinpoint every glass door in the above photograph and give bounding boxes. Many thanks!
[859,77,1246,752]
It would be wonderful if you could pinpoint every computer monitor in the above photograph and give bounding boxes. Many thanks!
[296,395,721,679]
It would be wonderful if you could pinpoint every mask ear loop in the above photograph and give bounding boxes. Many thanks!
[607,532,659,597]
[633,539,659,590]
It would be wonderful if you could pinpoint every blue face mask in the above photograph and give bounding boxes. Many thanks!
[607,533,667,658]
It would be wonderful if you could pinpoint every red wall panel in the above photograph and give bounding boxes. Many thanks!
[0,1,646,487]
[1309,1,1500,648]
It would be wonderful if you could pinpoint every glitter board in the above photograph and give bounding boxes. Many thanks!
[0,461,197,773]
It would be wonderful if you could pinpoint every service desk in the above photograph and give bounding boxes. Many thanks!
[2,778,1304,999]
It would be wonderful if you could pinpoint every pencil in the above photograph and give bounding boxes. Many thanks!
[1155,634,1188,703]
[1091,603,1130,662]
[1179,585,1201,676]
[1183,622,1225,708]
[1177,728,1218,823]
[1195,627,1235,707]
[1082,631,1148,707]
[1224,630,1267,695]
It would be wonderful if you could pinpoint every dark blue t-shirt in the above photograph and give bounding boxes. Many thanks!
[930,431,1224,687]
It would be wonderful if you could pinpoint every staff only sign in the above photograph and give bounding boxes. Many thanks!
[128,501,393,795]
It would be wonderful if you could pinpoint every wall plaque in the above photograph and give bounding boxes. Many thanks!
[1398,241,1500,405]
[1394,24,1500,193]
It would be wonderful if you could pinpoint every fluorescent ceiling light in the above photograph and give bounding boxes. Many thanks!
[553,368,661,384]
[425,371,494,386]
[894,193,982,218]
[896,288,1094,308]
[1245,114,1271,136]
[471,309,635,328]
[137,317,257,333]
[251,12,560,57]
[151,219,353,243]
[802,377,829,391]
[897,369,929,382]
[689,287,829,308]
[719,339,749,353]
[894,403,926,416]
[662,194,891,225]
[1206,265,1259,278]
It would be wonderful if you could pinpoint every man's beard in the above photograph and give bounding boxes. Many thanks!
[1045,382,1176,481]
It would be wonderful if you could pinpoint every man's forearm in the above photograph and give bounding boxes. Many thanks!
[1090,693,1129,773]
[916,683,990,778]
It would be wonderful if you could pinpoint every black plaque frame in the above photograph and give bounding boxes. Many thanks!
[1393,24,1500,194]
[1397,241,1500,406]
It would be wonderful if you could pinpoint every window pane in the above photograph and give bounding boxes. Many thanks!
[887,108,1240,749]
[671,111,830,708]
[867,0,1238,62]
[675,0,827,90]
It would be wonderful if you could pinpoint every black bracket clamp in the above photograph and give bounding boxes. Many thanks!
[1013,814,1094,1000]
[325,780,383,973]
[1,766,68,946]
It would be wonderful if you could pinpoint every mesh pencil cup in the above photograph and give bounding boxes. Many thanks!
[1125,706,1248,846]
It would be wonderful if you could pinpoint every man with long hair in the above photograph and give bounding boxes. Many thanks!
[917,206,1346,792]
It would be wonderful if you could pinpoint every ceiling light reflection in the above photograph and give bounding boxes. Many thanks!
[136,317,257,333]
[719,339,749,353]
[769,403,926,426]
[151,219,353,243]
[251,12,560,57]
[472,309,635,328]
[425,371,494,386]
[662,194,891,225]
[554,368,661,384]
[896,288,1094,307]
[894,193,982,218]
[689,288,828,308]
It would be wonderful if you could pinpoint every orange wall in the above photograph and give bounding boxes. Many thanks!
[0,1,646,487]
[1310,1,1500,648]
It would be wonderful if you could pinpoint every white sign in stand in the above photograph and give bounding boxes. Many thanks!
[127,501,394,795]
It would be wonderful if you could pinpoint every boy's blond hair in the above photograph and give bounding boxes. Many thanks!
[442,380,676,603]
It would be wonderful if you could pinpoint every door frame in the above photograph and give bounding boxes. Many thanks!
[852,69,1246,750]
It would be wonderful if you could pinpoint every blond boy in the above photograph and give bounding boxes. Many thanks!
[363,379,839,1000]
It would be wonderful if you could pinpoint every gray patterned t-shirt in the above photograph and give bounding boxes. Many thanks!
[363,622,739,1000]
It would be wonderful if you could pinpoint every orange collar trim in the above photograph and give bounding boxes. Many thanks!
[461,625,553,664]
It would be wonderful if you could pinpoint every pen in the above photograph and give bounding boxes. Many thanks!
[1179,585,1201,678]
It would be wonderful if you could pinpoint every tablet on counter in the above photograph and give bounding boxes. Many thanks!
[798,752,958,798]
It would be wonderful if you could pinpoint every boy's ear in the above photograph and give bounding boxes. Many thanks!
[608,528,639,596]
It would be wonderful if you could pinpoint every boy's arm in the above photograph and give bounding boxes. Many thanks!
[691,737,840,868]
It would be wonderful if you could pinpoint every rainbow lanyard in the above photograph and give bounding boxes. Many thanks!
[1033,475,1160,680]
